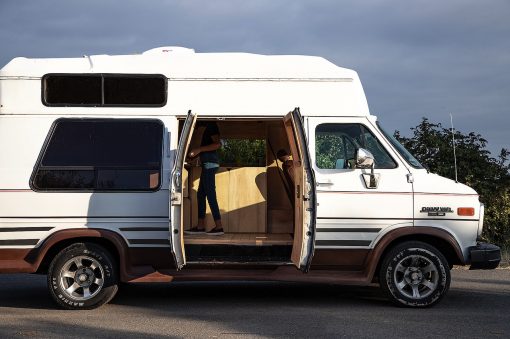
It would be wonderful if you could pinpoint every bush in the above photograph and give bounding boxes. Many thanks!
[395,118,510,247]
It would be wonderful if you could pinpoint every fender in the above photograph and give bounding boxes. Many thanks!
[363,226,465,281]
[21,229,135,281]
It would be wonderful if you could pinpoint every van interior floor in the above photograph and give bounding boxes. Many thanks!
[184,233,293,262]
[184,233,293,246]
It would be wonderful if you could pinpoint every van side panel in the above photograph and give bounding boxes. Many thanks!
[0,115,177,271]
[0,228,175,278]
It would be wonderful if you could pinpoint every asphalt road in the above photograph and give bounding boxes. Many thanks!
[0,269,509,338]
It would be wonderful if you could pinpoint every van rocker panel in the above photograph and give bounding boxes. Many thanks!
[0,226,466,285]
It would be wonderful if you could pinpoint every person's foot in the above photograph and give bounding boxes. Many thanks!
[206,228,224,236]
[184,227,206,234]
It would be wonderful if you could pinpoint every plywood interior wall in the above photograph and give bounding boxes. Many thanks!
[182,119,293,234]
[266,121,294,233]
[223,167,267,233]
[184,166,266,233]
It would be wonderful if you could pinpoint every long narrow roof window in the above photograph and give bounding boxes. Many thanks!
[42,74,167,107]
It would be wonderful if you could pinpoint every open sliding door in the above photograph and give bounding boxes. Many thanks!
[284,108,317,272]
[170,110,197,269]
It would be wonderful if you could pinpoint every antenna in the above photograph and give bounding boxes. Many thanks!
[84,55,93,70]
[450,113,458,183]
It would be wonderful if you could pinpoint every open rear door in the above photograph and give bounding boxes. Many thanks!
[170,110,197,269]
[284,108,317,272]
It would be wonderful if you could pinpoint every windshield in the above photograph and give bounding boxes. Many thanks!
[377,122,424,169]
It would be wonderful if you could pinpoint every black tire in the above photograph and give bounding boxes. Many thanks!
[379,241,450,308]
[47,242,118,310]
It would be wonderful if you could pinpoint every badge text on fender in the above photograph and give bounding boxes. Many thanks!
[420,207,453,217]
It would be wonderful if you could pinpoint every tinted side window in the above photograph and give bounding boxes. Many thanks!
[104,76,166,105]
[43,74,167,106]
[44,75,102,105]
[315,123,396,169]
[360,126,397,169]
[32,119,163,191]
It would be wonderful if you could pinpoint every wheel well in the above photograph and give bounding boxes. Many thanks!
[36,237,120,275]
[372,234,462,282]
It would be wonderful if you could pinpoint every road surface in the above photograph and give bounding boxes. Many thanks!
[0,269,509,338]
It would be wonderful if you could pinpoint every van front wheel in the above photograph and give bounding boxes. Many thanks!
[379,241,450,307]
[47,243,119,310]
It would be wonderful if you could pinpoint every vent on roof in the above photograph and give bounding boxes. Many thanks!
[143,46,195,55]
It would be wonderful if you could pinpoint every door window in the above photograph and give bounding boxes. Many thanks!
[315,123,397,169]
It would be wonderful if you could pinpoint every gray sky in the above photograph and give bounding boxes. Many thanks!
[0,0,508,156]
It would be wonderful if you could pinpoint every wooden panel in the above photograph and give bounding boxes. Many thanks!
[266,167,292,210]
[189,166,266,233]
[283,113,305,266]
[183,197,191,230]
[227,167,267,233]
[266,122,293,233]
[267,209,293,234]
[182,167,189,198]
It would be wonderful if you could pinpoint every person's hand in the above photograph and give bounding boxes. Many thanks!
[189,148,201,158]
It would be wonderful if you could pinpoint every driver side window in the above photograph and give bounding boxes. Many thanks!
[315,123,396,170]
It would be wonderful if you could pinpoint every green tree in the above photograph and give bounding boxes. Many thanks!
[395,118,510,247]
[218,139,266,167]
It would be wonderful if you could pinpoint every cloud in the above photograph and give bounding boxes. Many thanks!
[0,0,508,154]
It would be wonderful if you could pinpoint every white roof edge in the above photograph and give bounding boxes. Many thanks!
[0,47,359,80]
[0,47,370,118]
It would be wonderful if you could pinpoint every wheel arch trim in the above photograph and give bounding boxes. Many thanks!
[28,228,133,281]
[364,226,464,281]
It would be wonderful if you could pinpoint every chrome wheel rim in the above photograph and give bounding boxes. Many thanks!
[393,254,439,299]
[59,256,105,301]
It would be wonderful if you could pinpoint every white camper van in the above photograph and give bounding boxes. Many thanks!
[0,47,500,309]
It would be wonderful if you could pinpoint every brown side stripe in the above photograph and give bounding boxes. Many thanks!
[317,190,478,197]
[127,239,170,245]
[0,239,39,246]
[0,227,54,232]
[316,228,381,233]
[315,240,371,247]
[317,217,412,220]
[120,227,169,232]
[0,216,167,219]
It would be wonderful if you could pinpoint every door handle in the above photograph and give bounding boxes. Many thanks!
[317,181,333,186]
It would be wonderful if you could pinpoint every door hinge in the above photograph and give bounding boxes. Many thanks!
[171,192,182,205]
[407,173,414,183]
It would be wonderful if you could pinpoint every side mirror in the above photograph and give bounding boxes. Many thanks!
[355,148,375,169]
[356,148,379,189]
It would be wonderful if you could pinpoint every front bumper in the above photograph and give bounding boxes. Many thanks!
[469,242,501,270]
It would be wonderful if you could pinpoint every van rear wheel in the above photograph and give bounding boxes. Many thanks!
[379,241,450,307]
[47,243,118,310]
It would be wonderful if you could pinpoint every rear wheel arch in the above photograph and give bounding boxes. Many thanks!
[37,236,121,275]
[32,229,127,278]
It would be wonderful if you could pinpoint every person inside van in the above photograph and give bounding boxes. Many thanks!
[185,121,224,236]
